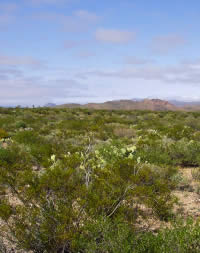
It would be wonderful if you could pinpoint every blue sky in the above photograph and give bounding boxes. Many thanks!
[1,0,200,106]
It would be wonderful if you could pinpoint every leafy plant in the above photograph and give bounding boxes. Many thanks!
[0,129,9,139]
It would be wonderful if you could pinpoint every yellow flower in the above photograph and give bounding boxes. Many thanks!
[51,154,56,162]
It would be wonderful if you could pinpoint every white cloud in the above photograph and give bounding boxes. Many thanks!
[0,76,87,106]
[63,40,79,49]
[28,0,69,5]
[35,10,99,32]
[124,56,154,65]
[0,54,45,68]
[74,10,99,22]
[79,60,200,85]
[75,50,95,59]
[2,59,200,106]
[95,28,135,43]
[0,3,17,26]
[0,67,22,78]
[152,34,186,54]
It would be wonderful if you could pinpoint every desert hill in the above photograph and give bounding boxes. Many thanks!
[57,99,179,111]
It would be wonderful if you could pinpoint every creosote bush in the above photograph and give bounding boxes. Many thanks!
[0,107,200,252]
[16,121,27,129]
[0,143,177,252]
[133,219,200,253]
[0,129,9,139]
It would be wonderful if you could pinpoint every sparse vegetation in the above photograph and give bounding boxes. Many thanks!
[1,107,200,252]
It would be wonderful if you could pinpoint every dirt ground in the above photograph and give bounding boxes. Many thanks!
[135,167,200,233]
[174,168,200,218]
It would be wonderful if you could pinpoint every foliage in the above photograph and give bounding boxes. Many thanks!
[0,129,9,139]
[0,145,177,252]
[0,108,200,251]
[191,167,200,181]
[134,219,200,253]
[16,121,27,129]
[73,216,134,253]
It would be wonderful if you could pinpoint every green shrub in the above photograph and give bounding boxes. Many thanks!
[0,145,177,252]
[134,219,200,253]
[0,129,9,139]
[73,217,134,253]
[16,121,27,129]
[167,124,193,140]
[2,108,200,252]
[191,167,200,181]
[13,130,40,145]
[0,147,18,166]
[30,142,53,166]
[169,139,200,167]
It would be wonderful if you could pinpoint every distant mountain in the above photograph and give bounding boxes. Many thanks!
[56,103,82,108]
[44,103,57,107]
[57,99,179,111]
[168,100,200,107]
[131,98,143,102]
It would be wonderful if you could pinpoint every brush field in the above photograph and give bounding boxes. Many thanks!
[1,107,200,252]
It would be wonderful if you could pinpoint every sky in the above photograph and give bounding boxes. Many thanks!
[1,0,200,106]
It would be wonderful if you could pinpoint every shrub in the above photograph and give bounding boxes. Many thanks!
[16,121,27,129]
[169,139,200,167]
[0,145,177,252]
[191,167,200,181]
[30,142,53,166]
[113,127,135,138]
[2,108,200,252]
[134,219,200,253]
[73,217,134,253]
[0,129,9,139]
[13,130,40,145]
[167,124,193,140]
[0,147,19,166]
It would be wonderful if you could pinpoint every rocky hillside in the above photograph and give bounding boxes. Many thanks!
[58,99,179,111]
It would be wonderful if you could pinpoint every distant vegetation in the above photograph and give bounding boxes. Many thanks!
[0,107,200,252]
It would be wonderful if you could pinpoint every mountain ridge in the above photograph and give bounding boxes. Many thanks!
[44,98,200,111]
[56,99,179,111]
